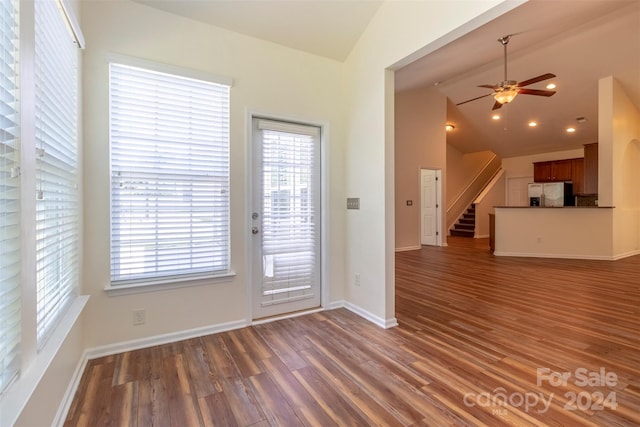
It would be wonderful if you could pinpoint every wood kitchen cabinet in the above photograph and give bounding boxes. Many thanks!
[533,161,552,182]
[583,143,598,194]
[572,158,584,194]
[533,159,573,182]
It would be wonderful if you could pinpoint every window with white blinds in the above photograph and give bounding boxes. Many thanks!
[109,62,231,285]
[257,120,320,306]
[34,0,80,345]
[0,0,20,395]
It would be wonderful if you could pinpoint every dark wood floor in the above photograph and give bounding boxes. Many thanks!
[65,237,640,426]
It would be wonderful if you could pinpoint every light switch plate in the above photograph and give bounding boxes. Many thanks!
[347,198,360,210]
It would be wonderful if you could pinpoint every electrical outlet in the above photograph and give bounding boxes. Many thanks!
[133,309,146,326]
[355,273,361,287]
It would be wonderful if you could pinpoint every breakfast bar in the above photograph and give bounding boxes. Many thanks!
[492,206,616,260]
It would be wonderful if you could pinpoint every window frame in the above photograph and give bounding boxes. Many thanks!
[106,56,235,294]
[33,0,81,348]
[0,0,21,396]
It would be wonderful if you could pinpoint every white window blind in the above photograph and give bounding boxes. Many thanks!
[34,0,80,345]
[0,0,20,395]
[109,63,231,285]
[258,120,320,305]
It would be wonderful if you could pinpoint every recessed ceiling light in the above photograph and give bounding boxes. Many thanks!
[528,121,537,127]
[546,83,556,90]
[492,114,500,120]
[445,124,455,132]
[566,127,576,133]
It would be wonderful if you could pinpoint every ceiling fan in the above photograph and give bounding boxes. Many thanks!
[456,35,557,110]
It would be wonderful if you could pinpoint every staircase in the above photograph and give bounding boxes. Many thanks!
[450,204,475,237]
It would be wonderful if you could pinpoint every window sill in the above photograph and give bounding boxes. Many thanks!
[104,271,236,296]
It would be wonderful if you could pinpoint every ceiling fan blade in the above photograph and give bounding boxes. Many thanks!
[456,93,492,106]
[478,84,499,89]
[492,101,503,111]
[517,73,556,87]
[518,88,556,97]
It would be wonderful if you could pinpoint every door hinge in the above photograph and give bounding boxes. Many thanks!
[436,231,439,236]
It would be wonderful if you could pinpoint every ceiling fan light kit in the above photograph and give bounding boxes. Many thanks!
[493,84,519,104]
[457,34,557,110]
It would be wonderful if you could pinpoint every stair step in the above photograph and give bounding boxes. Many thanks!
[463,213,475,219]
[454,223,475,231]
[450,229,474,237]
[459,218,475,225]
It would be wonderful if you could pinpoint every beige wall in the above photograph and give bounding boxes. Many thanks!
[446,146,498,229]
[6,0,87,425]
[81,0,347,348]
[502,148,585,179]
[475,172,505,238]
[395,87,447,250]
[495,207,614,258]
[13,1,526,422]
[15,315,84,426]
[496,75,640,261]
[600,77,640,257]
[446,146,495,200]
[343,0,519,323]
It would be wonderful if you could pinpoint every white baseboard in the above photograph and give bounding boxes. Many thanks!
[53,352,89,427]
[613,249,640,260]
[493,251,616,260]
[341,300,398,329]
[56,300,398,425]
[474,234,489,239]
[1,296,89,427]
[328,300,346,310]
[85,319,249,360]
[55,318,249,426]
[395,245,421,252]
[251,307,324,325]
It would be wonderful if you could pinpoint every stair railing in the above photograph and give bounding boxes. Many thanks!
[447,154,501,232]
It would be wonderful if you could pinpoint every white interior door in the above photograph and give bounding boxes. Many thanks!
[507,176,533,206]
[420,169,438,246]
[251,118,321,319]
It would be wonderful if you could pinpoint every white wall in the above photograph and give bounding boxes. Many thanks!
[81,0,347,348]
[342,0,521,325]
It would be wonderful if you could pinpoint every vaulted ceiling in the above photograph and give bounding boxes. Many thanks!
[132,0,383,61]
[132,0,639,158]
[395,0,640,158]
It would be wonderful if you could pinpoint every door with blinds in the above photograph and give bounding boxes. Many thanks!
[251,118,321,319]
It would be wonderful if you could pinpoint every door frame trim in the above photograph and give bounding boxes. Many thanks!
[419,167,443,247]
[245,109,330,321]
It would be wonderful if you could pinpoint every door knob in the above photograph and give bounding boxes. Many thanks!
[252,226,259,235]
